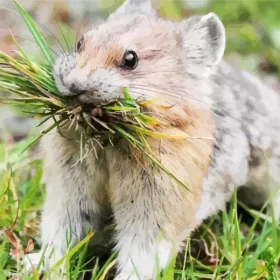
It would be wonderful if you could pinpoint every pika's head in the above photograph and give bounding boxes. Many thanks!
[53,0,226,107]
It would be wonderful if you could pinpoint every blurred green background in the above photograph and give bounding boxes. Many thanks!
[1,0,280,75]
[1,0,280,143]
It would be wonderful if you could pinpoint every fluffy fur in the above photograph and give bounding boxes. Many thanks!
[24,0,280,279]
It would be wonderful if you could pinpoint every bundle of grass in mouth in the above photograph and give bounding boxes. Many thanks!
[0,0,190,191]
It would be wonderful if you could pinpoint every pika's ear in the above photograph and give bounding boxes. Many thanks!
[108,0,156,20]
[180,13,226,77]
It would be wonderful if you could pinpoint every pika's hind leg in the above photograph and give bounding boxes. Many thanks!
[239,146,280,220]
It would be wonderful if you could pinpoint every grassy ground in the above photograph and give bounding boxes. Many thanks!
[1,0,280,279]
[1,135,280,279]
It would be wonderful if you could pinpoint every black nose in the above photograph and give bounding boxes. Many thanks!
[69,83,87,95]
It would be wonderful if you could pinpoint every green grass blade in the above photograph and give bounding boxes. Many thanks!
[138,143,191,192]
[20,120,62,154]
[123,123,188,139]
[122,87,133,101]
[13,0,55,64]
[112,124,191,192]
[50,232,94,273]
[9,30,34,70]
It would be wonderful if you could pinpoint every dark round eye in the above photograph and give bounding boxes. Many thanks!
[76,38,84,52]
[121,50,138,70]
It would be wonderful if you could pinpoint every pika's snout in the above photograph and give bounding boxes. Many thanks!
[53,53,125,105]
[68,83,87,96]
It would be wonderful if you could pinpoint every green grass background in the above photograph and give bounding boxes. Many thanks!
[1,0,280,279]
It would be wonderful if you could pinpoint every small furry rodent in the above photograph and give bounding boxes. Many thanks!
[24,0,280,279]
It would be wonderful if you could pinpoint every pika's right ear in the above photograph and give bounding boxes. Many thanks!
[179,13,226,77]
[108,0,156,20]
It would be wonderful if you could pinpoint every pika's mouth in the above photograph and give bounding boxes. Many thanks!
[67,90,119,108]
[64,88,146,137]
[73,101,116,134]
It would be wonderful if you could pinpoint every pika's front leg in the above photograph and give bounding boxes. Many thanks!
[24,133,105,278]
[40,195,88,276]
[114,228,179,280]
[24,182,102,279]
[109,167,200,280]
[23,188,88,278]
[113,201,179,279]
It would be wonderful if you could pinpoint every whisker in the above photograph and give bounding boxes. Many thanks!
[0,6,21,17]
[128,85,207,103]
[130,87,229,118]
[125,88,251,149]
[4,34,59,57]
[121,70,182,76]
[107,84,198,103]
[127,85,227,113]
[40,24,65,55]
[0,7,62,57]
[108,67,121,77]
[55,20,70,53]
[138,87,229,119]
[106,84,230,121]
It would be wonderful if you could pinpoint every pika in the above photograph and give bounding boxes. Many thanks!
[24,0,280,279]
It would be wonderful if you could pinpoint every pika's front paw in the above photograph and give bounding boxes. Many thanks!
[22,250,66,280]
[114,273,136,280]
[22,252,44,273]
[114,272,152,280]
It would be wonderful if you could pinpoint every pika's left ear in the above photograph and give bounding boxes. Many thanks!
[108,0,156,20]
[180,13,226,77]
